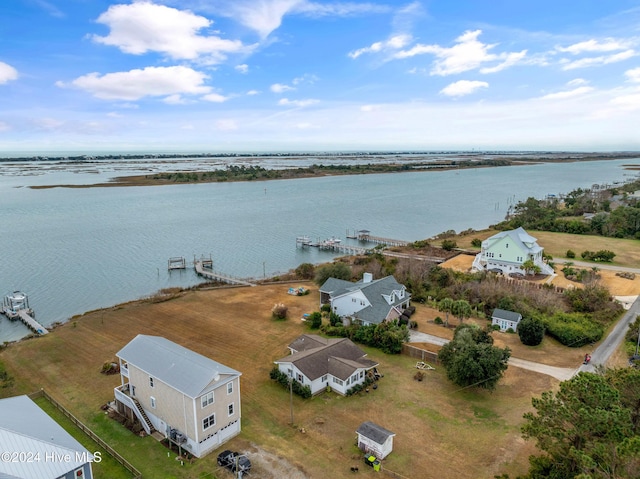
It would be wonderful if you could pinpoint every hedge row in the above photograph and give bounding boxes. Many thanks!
[543,312,604,347]
[269,367,312,398]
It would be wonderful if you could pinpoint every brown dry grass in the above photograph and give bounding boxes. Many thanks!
[1,282,571,479]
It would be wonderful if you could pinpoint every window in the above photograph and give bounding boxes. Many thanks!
[203,414,216,430]
[359,371,364,378]
[201,392,214,408]
[506,243,509,248]
[321,375,328,382]
[150,397,156,409]
[297,373,304,383]
[287,368,292,377]
[332,377,343,386]
[227,382,233,395]
[149,377,154,388]
[228,403,234,416]
[351,373,359,383]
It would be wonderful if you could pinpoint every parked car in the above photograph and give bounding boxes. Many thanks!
[217,450,251,473]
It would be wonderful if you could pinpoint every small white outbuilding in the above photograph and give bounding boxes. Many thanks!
[356,421,395,459]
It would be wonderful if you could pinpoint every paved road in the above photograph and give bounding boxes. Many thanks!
[409,330,577,380]
[409,295,640,381]
[579,295,640,373]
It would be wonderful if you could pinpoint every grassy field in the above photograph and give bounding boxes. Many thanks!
[0,281,602,479]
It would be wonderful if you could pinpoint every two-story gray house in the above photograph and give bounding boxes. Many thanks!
[114,334,242,458]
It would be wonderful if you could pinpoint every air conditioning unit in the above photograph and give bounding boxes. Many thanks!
[175,432,186,444]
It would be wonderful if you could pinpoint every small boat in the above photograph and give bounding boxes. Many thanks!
[2,291,34,321]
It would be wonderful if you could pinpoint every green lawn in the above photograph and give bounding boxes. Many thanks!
[33,395,135,479]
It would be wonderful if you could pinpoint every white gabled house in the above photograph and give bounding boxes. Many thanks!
[114,334,242,458]
[472,227,554,276]
[319,273,411,326]
[274,335,378,396]
[491,308,523,332]
[356,421,396,459]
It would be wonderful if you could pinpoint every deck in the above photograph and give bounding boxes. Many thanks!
[17,310,48,335]
[194,260,256,287]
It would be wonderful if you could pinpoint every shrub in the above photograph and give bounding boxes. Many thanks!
[441,239,457,251]
[434,316,443,325]
[471,238,482,248]
[329,312,342,327]
[320,304,331,313]
[271,303,288,320]
[517,317,545,346]
[269,367,312,398]
[308,311,322,329]
[566,249,575,258]
[295,263,315,279]
[543,312,604,347]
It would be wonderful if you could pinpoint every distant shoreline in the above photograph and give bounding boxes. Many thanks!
[27,152,640,189]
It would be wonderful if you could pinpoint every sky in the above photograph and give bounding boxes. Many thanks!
[2,0,640,153]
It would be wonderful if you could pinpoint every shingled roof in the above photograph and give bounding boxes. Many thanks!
[275,335,378,381]
[320,275,409,325]
[356,421,396,444]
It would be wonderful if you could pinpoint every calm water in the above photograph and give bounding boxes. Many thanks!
[0,157,637,341]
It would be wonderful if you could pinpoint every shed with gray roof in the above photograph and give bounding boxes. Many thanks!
[491,308,523,332]
[356,421,395,459]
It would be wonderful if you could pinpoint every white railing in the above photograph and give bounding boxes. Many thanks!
[114,386,151,435]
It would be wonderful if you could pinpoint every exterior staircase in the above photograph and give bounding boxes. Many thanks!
[131,397,156,434]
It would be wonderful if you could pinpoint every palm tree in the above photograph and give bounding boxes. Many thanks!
[452,299,472,323]
[438,298,454,327]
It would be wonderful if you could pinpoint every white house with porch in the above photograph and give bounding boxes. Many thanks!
[114,334,242,458]
[274,335,378,396]
[472,227,554,276]
[319,273,411,326]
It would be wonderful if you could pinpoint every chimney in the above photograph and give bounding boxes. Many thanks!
[363,272,373,283]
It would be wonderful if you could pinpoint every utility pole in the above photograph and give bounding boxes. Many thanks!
[289,378,294,425]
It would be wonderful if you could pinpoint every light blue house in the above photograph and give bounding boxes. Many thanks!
[472,227,554,276]
[0,395,94,479]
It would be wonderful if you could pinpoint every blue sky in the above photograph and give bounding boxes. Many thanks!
[2,0,640,153]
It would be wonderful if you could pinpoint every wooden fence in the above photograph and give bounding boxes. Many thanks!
[29,389,142,479]
[402,343,439,364]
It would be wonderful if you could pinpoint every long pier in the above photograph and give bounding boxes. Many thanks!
[194,260,256,287]
[17,310,48,335]
[356,230,409,247]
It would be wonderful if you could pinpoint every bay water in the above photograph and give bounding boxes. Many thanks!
[0,157,637,341]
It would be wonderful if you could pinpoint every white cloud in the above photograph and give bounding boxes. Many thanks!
[540,86,594,100]
[271,83,295,93]
[610,92,640,111]
[348,34,412,59]
[394,30,525,76]
[561,49,636,70]
[557,38,633,54]
[479,50,527,74]
[625,67,640,83]
[215,119,238,131]
[360,104,380,112]
[440,80,489,97]
[278,98,319,107]
[235,64,249,74]
[202,92,228,102]
[163,94,188,104]
[0,61,18,84]
[57,66,211,100]
[224,0,390,38]
[92,2,247,62]
[33,117,65,131]
[106,112,123,118]
[567,78,588,87]
[247,89,260,95]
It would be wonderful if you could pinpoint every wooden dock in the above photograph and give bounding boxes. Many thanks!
[17,310,48,335]
[168,257,186,270]
[194,260,256,287]
[356,230,409,247]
